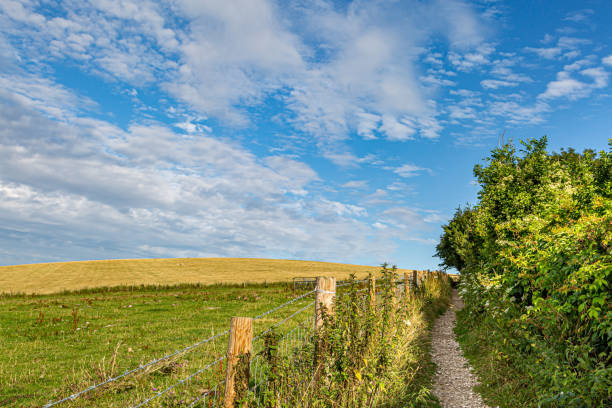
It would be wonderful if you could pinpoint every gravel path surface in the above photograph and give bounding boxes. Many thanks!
[431,289,491,408]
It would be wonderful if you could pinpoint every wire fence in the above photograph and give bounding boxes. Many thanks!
[43,285,320,408]
[43,275,406,408]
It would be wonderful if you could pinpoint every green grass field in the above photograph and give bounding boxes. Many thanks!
[0,282,319,407]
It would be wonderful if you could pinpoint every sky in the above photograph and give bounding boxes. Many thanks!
[0,0,611,268]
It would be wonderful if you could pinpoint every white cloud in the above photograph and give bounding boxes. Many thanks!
[602,55,612,66]
[564,57,595,71]
[421,75,456,87]
[448,43,494,71]
[379,207,425,231]
[524,46,561,59]
[539,68,608,100]
[0,78,398,265]
[480,79,518,89]
[488,101,549,125]
[386,181,413,193]
[355,111,381,140]
[342,180,368,189]
[424,52,443,66]
[581,67,609,88]
[361,189,391,206]
[563,9,594,23]
[0,0,490,162]
[524,36,590,60]
[379,115,416,141]
[448,105,477,120]
[394,164,431,178]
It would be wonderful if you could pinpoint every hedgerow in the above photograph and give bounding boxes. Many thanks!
[436,137,611,407]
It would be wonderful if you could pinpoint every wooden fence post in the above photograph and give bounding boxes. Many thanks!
[369,276,376,309]
[224,317,253,408]
[404,273,410,297]
[315,277,336,332]
[412,270,417,289]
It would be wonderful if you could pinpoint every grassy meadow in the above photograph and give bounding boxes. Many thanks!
[0,282,321,407]
[0,258,400,294]
[0,259,433,407]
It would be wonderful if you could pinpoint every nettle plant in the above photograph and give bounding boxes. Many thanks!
[250,266,450,408]
[437,137,611,406]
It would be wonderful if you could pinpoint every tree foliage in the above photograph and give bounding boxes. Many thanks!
[437,136,611,406]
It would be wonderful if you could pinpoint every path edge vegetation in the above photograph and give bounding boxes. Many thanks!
[248,266,452,408]
[436,137,611,407]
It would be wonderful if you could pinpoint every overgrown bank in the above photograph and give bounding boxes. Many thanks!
[250,267,451,408]
[437,137,611,407]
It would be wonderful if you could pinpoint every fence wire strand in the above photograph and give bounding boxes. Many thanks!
[131,355,226,408]
[43,330,230,407]
[252,289,315,320]
[254,300,316,341]
[43,288,316,407]
[186,382,222,408]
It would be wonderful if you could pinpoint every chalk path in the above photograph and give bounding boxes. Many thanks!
[430,289,492,408]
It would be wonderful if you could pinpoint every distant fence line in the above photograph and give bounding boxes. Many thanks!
[43,270,438,408]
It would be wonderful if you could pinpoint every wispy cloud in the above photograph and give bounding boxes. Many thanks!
[393,164,432,178]
[563,9,594,23]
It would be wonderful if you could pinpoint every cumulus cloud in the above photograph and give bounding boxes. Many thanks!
[602,55,612,66]
[539,68,608,100]
[0,77,398,265]
[0,0,490,155]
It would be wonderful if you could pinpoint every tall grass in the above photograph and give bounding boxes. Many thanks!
[247,266,452,407]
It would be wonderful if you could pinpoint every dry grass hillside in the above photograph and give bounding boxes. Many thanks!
[0,257,412,294]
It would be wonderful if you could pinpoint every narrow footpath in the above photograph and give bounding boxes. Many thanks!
[431,289,491,408]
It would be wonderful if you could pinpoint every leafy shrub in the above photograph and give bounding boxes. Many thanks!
[436,137,611,407]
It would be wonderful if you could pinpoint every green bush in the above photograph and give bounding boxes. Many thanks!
[436,137,611,407]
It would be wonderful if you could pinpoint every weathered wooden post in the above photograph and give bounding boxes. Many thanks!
[314,276,336,377]
[412,270,418,289]
[369,276,376,309]
[315,277,336,332]
[404,272,410,298]
[224,317,253,408]
[390,269,397,308]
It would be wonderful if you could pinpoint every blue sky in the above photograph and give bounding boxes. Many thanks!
[0,0,610,268]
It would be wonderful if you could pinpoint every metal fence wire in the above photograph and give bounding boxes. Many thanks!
[43,275,405,408]
[43,287,319,408]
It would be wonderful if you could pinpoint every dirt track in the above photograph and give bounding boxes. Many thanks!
[431,289,491,408]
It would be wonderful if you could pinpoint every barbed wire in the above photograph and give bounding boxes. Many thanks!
[254,300,316,341]
[43,330,230,407]
[186,381,222,408]
[253,289,315,320]
[131,355,226,408]
[336,278,368,288]
[43,289,319,407]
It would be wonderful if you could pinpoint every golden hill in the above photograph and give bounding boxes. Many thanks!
[0,258,413,295]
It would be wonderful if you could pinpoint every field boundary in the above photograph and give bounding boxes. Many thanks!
[41,270,439,407]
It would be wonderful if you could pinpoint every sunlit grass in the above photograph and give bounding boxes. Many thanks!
[0,283,318,407]
[0,258,403,294]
